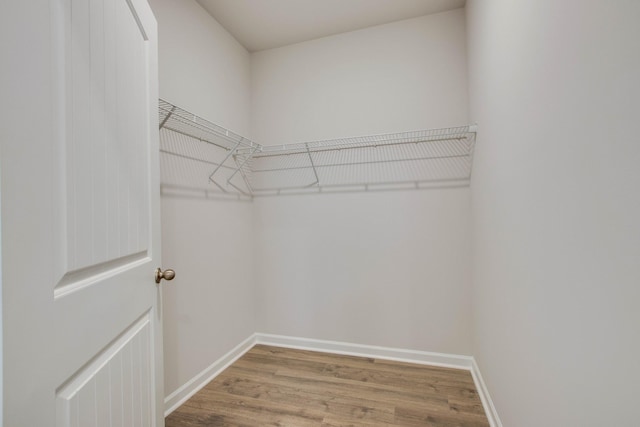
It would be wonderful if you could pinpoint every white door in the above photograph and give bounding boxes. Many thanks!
[1,0,164,426]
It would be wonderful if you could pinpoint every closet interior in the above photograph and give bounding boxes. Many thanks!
[156,4,479,422]
[151,0,640,424]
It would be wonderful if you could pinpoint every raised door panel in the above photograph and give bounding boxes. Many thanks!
[56,0,150,292]
[56,315,152,427]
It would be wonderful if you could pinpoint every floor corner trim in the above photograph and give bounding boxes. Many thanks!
[470,357,503,427]
[164,333,257,417]
[255,332,473,370]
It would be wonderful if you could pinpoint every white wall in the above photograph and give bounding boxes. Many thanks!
[466,1,640,426]
[253,190,472,353]
[251,9,469,145]
[150,0,250,133]
[251,10,473,354]
[147,0,254,400]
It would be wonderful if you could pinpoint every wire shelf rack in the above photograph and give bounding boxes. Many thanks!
[159,99,256,200]
[158,99,476,199]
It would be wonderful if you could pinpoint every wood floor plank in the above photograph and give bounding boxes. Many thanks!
[209,373,397,423]
[272,366,454,407]
[165,345,490,427]
[168,401,320,427]
[394,405,490,427]
[182,389,324,425]
[320,414,395,427]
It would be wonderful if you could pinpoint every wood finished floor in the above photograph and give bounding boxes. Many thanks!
[165,345,490,427]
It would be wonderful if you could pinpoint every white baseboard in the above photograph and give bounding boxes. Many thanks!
[255,333,473,370]
[163,334,256,416]
[470,357,503,427]
[164,332,501,427]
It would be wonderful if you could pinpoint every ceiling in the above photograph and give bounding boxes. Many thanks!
[195,0,466,52]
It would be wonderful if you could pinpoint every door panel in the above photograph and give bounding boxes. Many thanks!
[56,314,151,427]
[59,0,150,278]
[1,0,162,425]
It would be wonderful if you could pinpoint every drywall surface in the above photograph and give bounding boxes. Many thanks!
[251,9,469,144]
[253,190,472,354]
[466,1,640,425]
[251,9,473,354]
[160,197,253,396]
[149,0,250,134]
[148,0,254,400]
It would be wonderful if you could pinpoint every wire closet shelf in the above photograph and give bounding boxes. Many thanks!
[159,99,477,199]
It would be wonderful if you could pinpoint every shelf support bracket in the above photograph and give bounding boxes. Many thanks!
[208,138,244,185]
[159,106,176,130]
[305,143,320,187]
[227,146,259,197]
[226,146,258,185]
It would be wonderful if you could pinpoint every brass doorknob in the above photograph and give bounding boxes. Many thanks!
[155,268,176,284]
